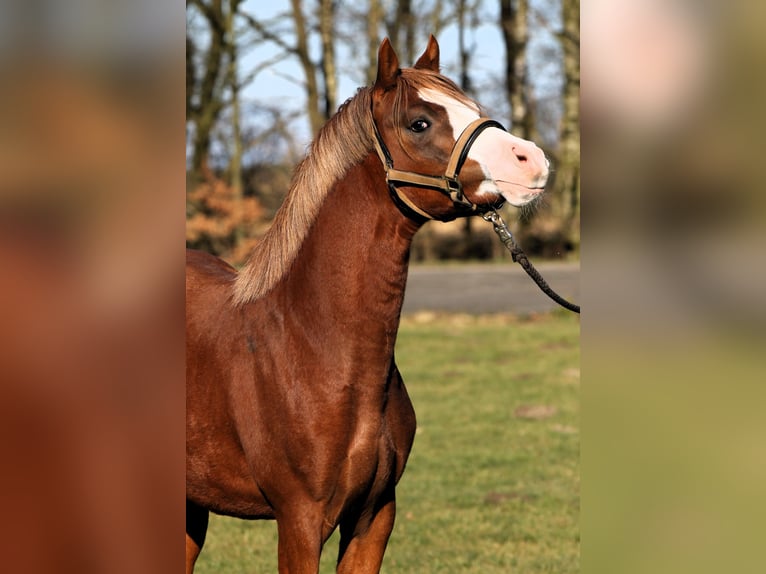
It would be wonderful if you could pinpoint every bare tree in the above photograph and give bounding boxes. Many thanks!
[366,0,384,84]
[365,0,452,78]
[287,0,324,136]
[499,0,535,139]
[187,0,227,183]
[319,0,338,119]
[186,34,196,120]
[388,0,416,64]
[187,0,273,259]
[456,0,481,252]
[225,0,245,198]
[240,1,338,137]
[186,0,575,259]
[456,0,475,94]
[557,0,579,247]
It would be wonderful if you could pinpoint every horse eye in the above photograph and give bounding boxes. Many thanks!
[409,119,430,133]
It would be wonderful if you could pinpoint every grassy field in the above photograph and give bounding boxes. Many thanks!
[195,311,580,573]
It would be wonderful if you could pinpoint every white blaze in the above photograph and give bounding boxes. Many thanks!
[418,88,549,207]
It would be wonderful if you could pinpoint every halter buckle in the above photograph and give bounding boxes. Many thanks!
[443,176,473,210]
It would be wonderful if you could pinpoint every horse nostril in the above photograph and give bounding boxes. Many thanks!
[512,147,528,163]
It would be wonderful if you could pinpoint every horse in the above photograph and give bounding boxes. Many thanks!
[186,35,549,574]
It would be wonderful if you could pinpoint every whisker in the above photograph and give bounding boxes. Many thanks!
[494,179,547,191]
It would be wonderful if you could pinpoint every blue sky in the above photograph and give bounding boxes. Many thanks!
[190,0,563,154]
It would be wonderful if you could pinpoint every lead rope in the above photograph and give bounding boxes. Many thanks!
[482,210,580,314]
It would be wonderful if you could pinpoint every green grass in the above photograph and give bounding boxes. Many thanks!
[195,312,580,573]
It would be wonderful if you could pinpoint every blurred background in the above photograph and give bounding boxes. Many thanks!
[582,2,766,574]
[0,1,184,572]
[185,0,580,265]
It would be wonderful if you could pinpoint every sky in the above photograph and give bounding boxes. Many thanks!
[191,0,563,155]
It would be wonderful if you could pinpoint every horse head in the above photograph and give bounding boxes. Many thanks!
[371,35,550,222]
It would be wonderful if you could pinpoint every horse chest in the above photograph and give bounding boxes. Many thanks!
[328,419,400,516]
[260,389,410,511]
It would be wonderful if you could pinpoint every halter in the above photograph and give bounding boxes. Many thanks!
[371,115,507,223]
[371,109,581,314]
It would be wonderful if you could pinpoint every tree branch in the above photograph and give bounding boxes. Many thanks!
[239,10,298,55]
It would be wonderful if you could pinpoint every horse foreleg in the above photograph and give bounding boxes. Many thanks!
[185,500,209,574]
[336,494,396,574]
[275,508,325,574]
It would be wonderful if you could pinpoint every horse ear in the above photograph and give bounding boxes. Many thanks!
[375,38,400,91]
[413,34,440,71]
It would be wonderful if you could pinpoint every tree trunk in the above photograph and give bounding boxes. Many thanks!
[319,0,337,119]
[190,0,226,183]
[499,0,533,139]
[457,0,473,95]
[290,0,323,136]
[186,35,196,121]
[225,0,244,198]
[457,0,474,255]
[366,0,383,85]
[389,0,415,64]
[557,0,580,249]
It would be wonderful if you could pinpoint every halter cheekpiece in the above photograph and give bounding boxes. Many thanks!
[370,113,507,223]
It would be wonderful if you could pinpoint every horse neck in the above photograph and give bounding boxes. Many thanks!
[273,155,419,351]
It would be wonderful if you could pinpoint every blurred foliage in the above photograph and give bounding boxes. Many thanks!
[186,173,266,266]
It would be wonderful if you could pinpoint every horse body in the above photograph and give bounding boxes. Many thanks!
[187,154,419,572]
[186,36,549,573]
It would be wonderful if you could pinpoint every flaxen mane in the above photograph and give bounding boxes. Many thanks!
[233,88,376,304]
[232,69,477,305]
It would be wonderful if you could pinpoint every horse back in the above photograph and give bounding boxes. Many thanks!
[186,247,236,284]
[185,249,239,364]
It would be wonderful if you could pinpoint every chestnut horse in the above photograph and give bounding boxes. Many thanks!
[186,36,549,573]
